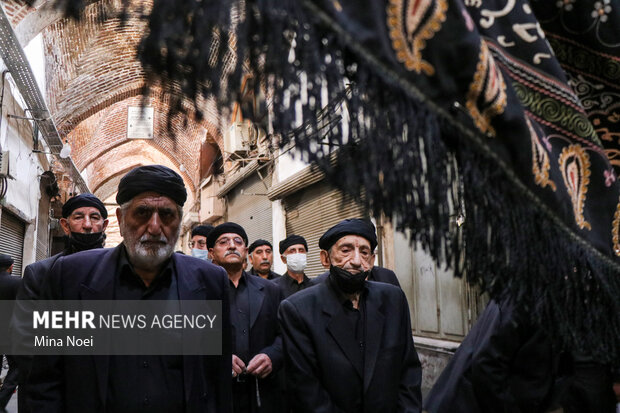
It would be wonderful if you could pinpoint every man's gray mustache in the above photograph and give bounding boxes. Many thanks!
[138,234,168,244]
[225,251,241,257]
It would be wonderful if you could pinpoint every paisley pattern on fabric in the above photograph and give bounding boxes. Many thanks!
[528,116,557,191]
[559,144,592,230]
[129,0,620,362]
[386,0,448,76]
[466,41,507,137]
[614,197,620,256]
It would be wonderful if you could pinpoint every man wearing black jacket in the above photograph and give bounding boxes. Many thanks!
[424,297,573,413]
[278,219,422,412]
[26,165,232,413]
[0,254,20,413]
[12,193,109,413]
[273,235,313,299]
[208,222,283,413]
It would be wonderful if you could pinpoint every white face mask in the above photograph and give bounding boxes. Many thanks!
[191,248,210,261]
[286,253,307,272]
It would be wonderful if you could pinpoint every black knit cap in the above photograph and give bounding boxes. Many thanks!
[318,218,377,251]
[116,165,187,206]
[279,235,308,254]
[62,193,108,219]
[191,225,214,238]
[248,239,272,254]
[206,222,248,249]
[0,253,14,268]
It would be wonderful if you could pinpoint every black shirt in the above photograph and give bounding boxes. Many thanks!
[106,246,184,413]
[327,275,367,410]
[249,267,281,280]
[229,272,251,364]
[272,272,313,299]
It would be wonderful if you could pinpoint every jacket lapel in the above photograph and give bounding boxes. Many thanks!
[78,245,119,407]
[323,284,364,378]
[176,255,207,404]
[247,274,265,329]
[363,290,385,391]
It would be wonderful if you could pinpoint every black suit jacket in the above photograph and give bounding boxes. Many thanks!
[424,298,568,413]
[233,272,284,412]
[18,252,64,302]
[0,270,21,353]
[26,245,232,413]
[313,266,401,287]
[278,280,422,413]
[0,270,21,300]
[11,252,65,413]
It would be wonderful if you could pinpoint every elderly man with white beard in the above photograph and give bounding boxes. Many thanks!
[26,165,232,413]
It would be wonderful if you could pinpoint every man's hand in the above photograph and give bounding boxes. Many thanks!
[232,354,246,378]
[246,353,273,379]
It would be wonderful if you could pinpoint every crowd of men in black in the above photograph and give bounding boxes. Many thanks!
[0,164,618,413]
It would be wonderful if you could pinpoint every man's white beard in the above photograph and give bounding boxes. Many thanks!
[122,222,179,271]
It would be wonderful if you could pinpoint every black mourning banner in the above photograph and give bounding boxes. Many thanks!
[35,0,620,363]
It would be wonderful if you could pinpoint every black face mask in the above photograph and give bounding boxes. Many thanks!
[329,265,370,294]
[65,232,105,253]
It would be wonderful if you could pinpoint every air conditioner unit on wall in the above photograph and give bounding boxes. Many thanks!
[224,121,256,157]
[0,152,10,177]
[200,179,226,223]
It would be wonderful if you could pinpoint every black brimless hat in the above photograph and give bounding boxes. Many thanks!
[116,165,187,206]
[319,219,377,251]
[206,222,248,249]
[62,193,108,219]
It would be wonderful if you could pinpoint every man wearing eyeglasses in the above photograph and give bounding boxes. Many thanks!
[208,222,283,413]
[189,225,213,261]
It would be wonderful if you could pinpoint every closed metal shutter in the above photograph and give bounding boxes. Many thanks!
[0,209,26,276]
[284,181,365,277]
[227,172,273,245]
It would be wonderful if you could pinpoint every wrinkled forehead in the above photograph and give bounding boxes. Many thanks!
[215,232,245,244]
[283,244,307,254]
[332,234,372,250]
[68,206,104,217]
[128,191,178,208]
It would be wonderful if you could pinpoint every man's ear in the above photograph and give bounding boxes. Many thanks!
[115,208,123,237]
[102,219,110,233]
[319,250,331,268]
[280,254,287,264]
[59,218,71,236]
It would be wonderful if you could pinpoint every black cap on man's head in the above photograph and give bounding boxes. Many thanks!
[206,222,248,249]
[0,253,14,268]
[318,219,377,251]
[248,239,272,255]
[116,165,187,206]
[279,235,308,254]
[191,225,214,238]
[62,193,108,219]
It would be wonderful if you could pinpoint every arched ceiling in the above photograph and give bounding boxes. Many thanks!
[2,0,230,217]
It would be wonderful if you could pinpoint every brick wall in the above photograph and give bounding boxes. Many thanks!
[9,0,231,221]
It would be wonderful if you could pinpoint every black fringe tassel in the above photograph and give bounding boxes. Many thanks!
[235,0,620,363]
[48,0,620,363]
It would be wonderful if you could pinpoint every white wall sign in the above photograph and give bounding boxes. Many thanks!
[127,107,154,139]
